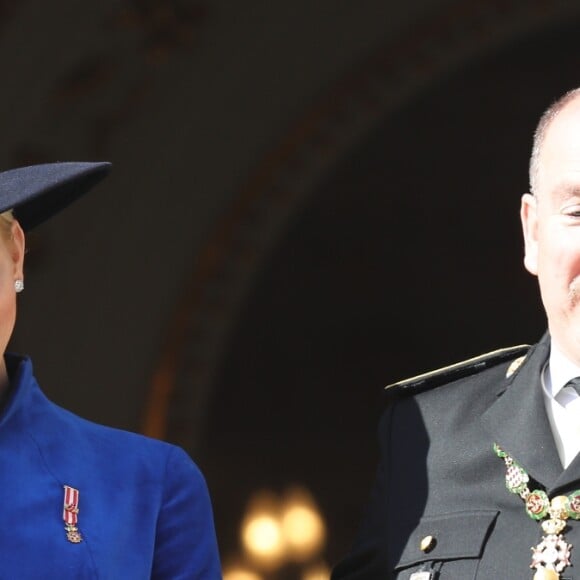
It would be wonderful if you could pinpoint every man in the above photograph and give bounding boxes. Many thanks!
[332,88,580,579]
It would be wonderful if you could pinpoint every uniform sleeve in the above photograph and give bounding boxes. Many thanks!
[152,446,222,579]
[331,404,395,580]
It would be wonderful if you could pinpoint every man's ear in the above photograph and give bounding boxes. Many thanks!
[521,193,538,276]
[10,219,25,282]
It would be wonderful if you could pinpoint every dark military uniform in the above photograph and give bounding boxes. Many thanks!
[332,333,580,579]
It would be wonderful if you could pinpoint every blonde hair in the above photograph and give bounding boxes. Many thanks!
[0,211,15,241]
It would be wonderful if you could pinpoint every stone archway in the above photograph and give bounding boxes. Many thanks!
[144,1,580,566]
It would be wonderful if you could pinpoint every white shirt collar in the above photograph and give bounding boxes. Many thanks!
[544,339,580,467]
[547,341,580,399]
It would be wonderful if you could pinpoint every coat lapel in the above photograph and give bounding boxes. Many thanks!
[481,334,563,491]
[554,449,580,493]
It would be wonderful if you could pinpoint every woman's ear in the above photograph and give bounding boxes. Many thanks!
[10,219,25,282]
[521,193,539,276]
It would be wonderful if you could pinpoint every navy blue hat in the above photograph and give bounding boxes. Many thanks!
[0,161,111,231]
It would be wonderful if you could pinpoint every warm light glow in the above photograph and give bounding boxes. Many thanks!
[222,566,263,580]
[281,487,326,561]
[281,505,325,554]
[302,562,331,580]
[241,492,285,569]
[243,514,283,557]
[240,487,328,569]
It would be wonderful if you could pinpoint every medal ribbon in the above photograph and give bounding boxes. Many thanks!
[63,485,79,525]
[62,485,83,543]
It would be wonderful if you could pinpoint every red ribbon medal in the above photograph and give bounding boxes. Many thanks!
[63,485,83,543]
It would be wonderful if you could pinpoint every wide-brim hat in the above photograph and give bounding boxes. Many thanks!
[0,161,111,231]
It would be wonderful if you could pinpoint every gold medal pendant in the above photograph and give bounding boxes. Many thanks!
[65,522,83,543]
[533,565,560,580]
[530,497,572,579]
[531,533,571,578]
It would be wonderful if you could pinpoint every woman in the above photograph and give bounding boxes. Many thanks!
[0,162,221,579]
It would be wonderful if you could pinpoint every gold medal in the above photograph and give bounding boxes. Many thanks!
[65,525,83,544]
[531,534,571,577]
[533,566,560,580]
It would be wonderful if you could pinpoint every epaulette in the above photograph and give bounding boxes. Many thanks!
[384,344,530,396]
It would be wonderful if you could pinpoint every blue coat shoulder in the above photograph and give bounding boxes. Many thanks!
[0,355,222,579]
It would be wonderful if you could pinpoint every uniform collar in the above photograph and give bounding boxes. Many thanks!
[482,334,563,491]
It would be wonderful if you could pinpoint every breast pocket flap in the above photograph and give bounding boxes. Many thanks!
[395,510,499,570]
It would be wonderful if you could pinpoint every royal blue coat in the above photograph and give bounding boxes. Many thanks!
[0,354,222,579]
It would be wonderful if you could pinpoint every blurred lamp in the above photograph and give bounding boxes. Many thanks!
[222,565,263,580]
[281,487,326,561]
[302,562,331,580]
[241,492,285,569]
[302,564,330,580]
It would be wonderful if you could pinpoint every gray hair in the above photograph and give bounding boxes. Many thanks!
[530,87,580,195]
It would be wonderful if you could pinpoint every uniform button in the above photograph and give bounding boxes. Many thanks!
[420,535,436,553]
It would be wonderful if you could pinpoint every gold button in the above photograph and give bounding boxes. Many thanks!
[420,535,435,553]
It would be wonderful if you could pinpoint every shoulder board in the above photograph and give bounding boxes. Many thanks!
[385,344,530,396]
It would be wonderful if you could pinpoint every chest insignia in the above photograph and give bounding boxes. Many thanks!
[63,485,83,543]
[506,355,526,378]
[531,535,571,578]
[494,443,580,579]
